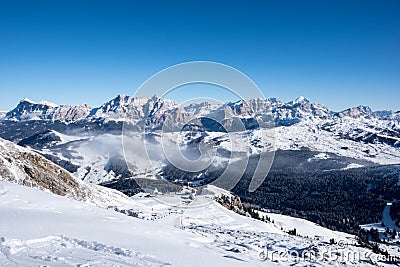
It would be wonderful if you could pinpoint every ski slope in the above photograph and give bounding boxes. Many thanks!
[1,181,397,266]
[0,181,263,267]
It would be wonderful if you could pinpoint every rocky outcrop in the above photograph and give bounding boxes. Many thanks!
[335,106,373,119]
[0,137,84,199]
[0,137,133,207]
[6,98,91,122]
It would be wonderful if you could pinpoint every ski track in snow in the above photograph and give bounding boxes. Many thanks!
[0,235,170,267]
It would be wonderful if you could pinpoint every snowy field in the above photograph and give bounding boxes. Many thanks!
[1,181,398,266]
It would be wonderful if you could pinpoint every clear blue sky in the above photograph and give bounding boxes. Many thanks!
[0,0,399,111]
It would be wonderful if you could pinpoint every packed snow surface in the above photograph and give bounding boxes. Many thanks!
[0,181,397,266]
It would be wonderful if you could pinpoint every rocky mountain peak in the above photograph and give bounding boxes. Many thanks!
[21,97,36,104]
[6,98,56,120]
[336,105,373,119]
[289,96,310,106]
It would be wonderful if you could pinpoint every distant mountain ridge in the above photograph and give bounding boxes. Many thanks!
[3,94,399,125]
[1,95,399,152]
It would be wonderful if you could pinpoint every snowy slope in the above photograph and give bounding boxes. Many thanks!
[0,181,257,267]
[1,181,397,266]
[272,120,400,165]
[0,136,134,208]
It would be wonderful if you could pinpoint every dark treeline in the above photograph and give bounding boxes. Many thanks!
[233,165,400,234]
[390,202,400,227]
[162,150,400,235]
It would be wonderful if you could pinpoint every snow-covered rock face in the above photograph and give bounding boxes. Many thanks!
[6,99,56,121]
[5,98,91,122]
[0,137,133,208]
[322,115,400,148]
[2,95,399,137]
[374,110,400,121]
[88,94,178,122]
[3,95,395,126]
[89,94,179,124]
[0,136,83,196]
[335,105,373,119]
[221,97,331,125]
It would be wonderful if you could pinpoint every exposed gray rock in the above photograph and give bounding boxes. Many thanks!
[0,137,133,207]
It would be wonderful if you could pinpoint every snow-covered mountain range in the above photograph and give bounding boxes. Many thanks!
[2,94,399,137]
[3,95,399,130]
[0,95,398,184]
